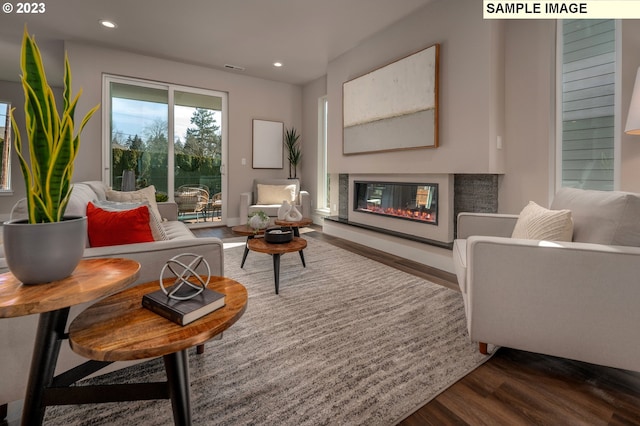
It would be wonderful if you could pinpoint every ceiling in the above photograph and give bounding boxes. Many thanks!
[0,0,436,85]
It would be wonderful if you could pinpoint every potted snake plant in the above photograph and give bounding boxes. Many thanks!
[284,127,301,179]
[2,28,99,284]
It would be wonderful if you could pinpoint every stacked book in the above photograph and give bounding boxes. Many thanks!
[142,284,226,326]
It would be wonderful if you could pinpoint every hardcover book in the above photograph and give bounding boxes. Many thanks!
[142,285,226,326]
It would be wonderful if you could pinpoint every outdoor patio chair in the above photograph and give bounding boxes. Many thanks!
[176,184,209,222]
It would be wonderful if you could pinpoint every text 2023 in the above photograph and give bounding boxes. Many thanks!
[17,2,45,13]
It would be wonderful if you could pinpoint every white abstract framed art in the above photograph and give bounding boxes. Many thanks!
[343,44,440,155]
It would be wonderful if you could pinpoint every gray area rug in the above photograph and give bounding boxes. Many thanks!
[44,236,490,425]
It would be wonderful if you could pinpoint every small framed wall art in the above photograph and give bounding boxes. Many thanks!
[252,119,284,169]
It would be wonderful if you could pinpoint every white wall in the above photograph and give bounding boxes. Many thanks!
[301,75,327,221]
[326,0,505,182]
[317,2,640,217]
[0,81,64,220]
[0,41,303,222]
[621,20,640,193]
[500,20,556,213]
[7,8,640,222]
[66,41,302,223]
[0,80,29,217]
[500,19,640,214]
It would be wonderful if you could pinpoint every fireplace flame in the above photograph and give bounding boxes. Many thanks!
[359,204,436,223]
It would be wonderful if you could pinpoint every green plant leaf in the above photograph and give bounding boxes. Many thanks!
[13,27,99,223]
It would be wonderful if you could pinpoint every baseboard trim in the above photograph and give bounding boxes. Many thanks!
[323,218,454,273]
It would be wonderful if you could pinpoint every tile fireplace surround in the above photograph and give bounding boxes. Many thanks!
[324,174,498,272]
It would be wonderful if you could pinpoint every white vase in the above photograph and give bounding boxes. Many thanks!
[277,200,291,220]
[248,214,269,230]
[284,205,302,222]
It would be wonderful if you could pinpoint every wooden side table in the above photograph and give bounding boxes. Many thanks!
[231,224,266,268]
[0,258,141,426]
[246,237,307,294]
[67,276,247,426]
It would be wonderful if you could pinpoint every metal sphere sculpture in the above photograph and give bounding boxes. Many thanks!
[159,253,211,300]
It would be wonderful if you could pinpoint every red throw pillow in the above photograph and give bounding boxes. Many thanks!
[86,202,154,247]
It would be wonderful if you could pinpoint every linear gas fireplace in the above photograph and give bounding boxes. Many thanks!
[354,181,438,225]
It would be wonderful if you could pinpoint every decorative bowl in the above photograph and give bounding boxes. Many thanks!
[264,227,293,244]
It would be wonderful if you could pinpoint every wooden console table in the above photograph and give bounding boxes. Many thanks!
[0,258,141,426]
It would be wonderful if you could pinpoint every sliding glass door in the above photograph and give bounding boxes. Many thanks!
[104,76,227,225]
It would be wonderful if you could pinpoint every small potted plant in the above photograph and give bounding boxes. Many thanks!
[2,28,99,284]
[284,127,301,179]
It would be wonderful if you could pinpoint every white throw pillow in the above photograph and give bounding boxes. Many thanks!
[106,185,163,223]
[93,200,168,241]
[511,201,573,241]
[256,184,296,205]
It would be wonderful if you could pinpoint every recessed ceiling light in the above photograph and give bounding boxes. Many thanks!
[99,20,117,29]
[273,62,283,68]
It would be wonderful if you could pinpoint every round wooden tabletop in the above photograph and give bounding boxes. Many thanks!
[274,218,313,228]
[68,276,248,362]
[0,258,141,318]
[247,236,307,255]
[231,224,266,236]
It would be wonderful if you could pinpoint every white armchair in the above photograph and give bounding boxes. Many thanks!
[240,179,311,224]
[453,187,640,373]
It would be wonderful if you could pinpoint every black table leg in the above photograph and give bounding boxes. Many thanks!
[240,236,253,268]
[163,350,191,426]
[272,253,281,294]
[298,250,306,267]
[21,307,70,426]
[286,227,306,267]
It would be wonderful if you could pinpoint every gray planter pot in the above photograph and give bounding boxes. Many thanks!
[2,216,87,284]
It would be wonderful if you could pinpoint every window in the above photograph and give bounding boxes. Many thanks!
[0,101,11,192]
[557,19,619,191]
[317,96,329,211]
[104,76,227,223]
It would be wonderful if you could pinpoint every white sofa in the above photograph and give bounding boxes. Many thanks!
[453,187,640,373]
[240,178,311,224]
[0,180,224,409]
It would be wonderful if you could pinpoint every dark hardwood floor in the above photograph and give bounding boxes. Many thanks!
[194,224,640,426]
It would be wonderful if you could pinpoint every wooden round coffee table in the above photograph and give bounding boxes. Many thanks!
[0,258,141,426]
[274,218,313,237]
[68,276,247,425]
[231,224,266,236]
[246,236,307,294]
[231,224,267,268]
